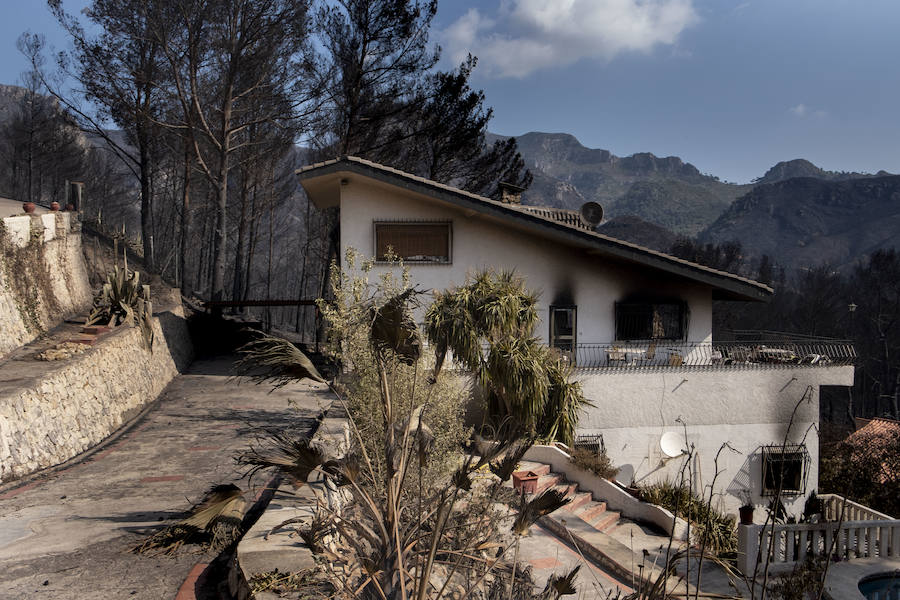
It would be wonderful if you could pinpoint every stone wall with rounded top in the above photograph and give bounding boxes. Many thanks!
[0,212,92,357]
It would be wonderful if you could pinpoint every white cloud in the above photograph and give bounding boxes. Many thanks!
[789,104,827,118]
[439,0,699,78]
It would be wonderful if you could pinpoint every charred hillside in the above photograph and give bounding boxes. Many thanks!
[700,175,900,269]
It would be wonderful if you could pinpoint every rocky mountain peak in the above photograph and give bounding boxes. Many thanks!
[756,158,890,184]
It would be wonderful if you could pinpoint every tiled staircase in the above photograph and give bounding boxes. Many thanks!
[515,460,623,534]
[509,459,744,599]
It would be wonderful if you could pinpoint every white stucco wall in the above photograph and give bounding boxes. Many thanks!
[328,174,856,521]
[338,179,713,345]
[575,365,855,517]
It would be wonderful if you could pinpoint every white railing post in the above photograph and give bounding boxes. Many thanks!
[738,524,762,575]
[740,519,900,570]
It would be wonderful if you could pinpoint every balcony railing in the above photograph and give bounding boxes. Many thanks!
[737,518,900,574]
[562,339,856,371]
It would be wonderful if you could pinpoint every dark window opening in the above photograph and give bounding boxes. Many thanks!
[761,445,808,496]
[550,305,576,361]
[374,222,451,263]
[615,301,687,341]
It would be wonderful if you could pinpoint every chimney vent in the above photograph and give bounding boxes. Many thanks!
[498,181,525,204]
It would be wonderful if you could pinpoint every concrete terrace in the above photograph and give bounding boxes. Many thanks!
[0,355,328,600]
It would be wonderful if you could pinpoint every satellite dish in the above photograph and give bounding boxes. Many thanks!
[660,432,685,459]
[580,201,604,227]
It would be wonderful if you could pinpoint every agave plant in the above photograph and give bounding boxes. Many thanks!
[87,247,153,349]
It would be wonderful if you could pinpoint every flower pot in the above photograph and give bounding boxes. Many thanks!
[512,470,540,495]
[50,202,60,211]
[739,505,755,525]
[22,202,36,214]
[626,485,643,500]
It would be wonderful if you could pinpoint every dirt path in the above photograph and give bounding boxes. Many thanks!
[0,355,329,599]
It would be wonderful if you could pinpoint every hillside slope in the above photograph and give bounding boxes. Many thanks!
[700,175,900,269]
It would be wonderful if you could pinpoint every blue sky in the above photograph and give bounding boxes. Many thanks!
[2,0,898,183]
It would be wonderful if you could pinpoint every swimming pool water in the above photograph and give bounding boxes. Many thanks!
[859,572,900,600]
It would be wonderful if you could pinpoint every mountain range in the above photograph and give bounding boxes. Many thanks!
[506,131,897,270]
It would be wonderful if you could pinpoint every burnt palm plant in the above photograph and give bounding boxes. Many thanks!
[425,270,587,444]
[133,483,247,555]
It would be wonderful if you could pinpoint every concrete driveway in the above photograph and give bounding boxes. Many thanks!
[0,355,330,599]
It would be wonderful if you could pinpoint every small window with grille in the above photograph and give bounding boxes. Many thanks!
[374,221,451,264]
[761,445,808,496]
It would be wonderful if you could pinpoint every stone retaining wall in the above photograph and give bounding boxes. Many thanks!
[0,212,93,356]
[0,300,194,482]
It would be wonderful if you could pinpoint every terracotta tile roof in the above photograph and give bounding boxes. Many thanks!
[848,417,900,444]
[296,156,774,302]
[845,417,900,483]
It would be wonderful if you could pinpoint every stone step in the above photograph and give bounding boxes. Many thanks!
[576,500,608,523]
[591,510,622,533]
[535,474,563,494]
[517,461,551,476]
[80,326,111,335]
[538,510,657,590]
[566,491,593,511]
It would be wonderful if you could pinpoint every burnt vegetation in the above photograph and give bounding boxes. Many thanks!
[4,0,531,340]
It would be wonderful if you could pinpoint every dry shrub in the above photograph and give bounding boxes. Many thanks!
[569,446,619,480]
[640,480,737,557]
[319,250,471,491]
[769,556,827,600]
[238,251,586,599]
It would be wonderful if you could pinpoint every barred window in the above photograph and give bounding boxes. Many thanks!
[761,445,808,496]
[374,222,451,263]
[615,301,687,341]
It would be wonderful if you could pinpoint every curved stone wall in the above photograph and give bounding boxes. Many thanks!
[0,305,194,482]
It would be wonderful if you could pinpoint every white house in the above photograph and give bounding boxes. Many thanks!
[297,156,855,518]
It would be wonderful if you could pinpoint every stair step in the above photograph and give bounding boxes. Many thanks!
[566,491,593,511]
[517,461,551,476]
[591,511,621,532]
[576,501,608,522]
[535,474,562,494]
[550,482,577,498]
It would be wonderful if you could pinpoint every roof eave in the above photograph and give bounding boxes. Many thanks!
[297,158,773,303]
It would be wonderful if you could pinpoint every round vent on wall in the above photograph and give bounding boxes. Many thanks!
[580,201,603,227]
[660,431,685,459]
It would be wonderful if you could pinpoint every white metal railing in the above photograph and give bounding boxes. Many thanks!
[738,520,900,574]
[820,494,895,522]
[568,339,856,371]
